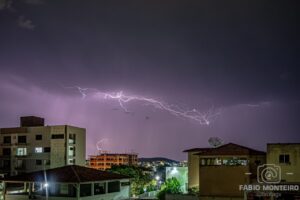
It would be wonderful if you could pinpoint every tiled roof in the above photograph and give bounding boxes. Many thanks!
[195,143,265,156]
[1,165,130,183]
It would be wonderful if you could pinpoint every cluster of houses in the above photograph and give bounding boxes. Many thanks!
[1,116,299,200]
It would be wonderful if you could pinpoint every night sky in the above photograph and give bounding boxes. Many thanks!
[0,0,300,160]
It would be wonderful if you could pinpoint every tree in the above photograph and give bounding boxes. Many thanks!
[108,165,155,196]
[157,177,182,200]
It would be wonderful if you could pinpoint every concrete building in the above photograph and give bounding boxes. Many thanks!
[0,116,86,176]
[184,143,266,199]
[0,165,130,200]
[267,143,300,183]
[183,148,210,190]
[88,152,138,171]
[197,143,266,199]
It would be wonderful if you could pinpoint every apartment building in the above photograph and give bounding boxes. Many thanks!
[0,116,86,176]
[197,143,266,199]
[184,143,266,199]
[88,152,138,171]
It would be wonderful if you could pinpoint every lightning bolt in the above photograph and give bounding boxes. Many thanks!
[68,86,220,125]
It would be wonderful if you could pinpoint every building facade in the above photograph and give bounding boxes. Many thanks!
[197,143,266,199]
[88,152,138,171]
[183,148,210,190]
[267,143,300,183]
[0,116,86,176]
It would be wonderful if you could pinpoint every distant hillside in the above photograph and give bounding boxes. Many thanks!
[139,157,179,163]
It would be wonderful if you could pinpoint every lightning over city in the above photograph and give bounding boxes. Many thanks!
[71,86,220,125]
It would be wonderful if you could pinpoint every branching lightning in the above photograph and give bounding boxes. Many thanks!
[69,86,220,125]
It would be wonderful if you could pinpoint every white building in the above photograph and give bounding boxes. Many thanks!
[0,116,86,176]
[1,165,130,200]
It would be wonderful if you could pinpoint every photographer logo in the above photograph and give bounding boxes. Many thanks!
[257,164,281,184]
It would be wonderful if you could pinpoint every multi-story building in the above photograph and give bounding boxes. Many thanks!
[184,143,266,199]
[88,152,138,171]
[0,116,86,176]
[267,143,300,183]
[183,147,210,190]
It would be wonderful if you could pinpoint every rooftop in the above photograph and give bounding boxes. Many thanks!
[195,143,265,156]
[1,165,130,183]
[182,147,212,153]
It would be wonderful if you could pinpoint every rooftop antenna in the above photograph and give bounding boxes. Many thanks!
[208,137,223,148]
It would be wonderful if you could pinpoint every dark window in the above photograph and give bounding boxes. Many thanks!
[3,148,11,156]
[51,134,64,139]
[80,184,91,197]
[18,136,27,143]
[108,181,120,193]
[121,182,130,186]
[44,147,51,152]
[36,135,42,140]
[3,136,11,144]
[94,182,106,195]
[279,155,290,164]
[36,160,42,165]
[3,160,11,169]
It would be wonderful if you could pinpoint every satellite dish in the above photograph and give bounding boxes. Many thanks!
[208,137,223,148]
[96,138,109,152]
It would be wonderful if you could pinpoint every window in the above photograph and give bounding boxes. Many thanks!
[68,146,75,156]
[35,135,42,140]
[18,136,27,144]
[44,147,51,152]
[121,182,130,186]
[3,148,11,156]
[69,158,75,164]
[3,160,11,169]
[80,184,91,197]
[16,147,27,156]
[36,160,42,165]
[69,134,76,144]
[15,160,24,169]
[3,136,11,144]
[60,184,69,195]
[51,134,64,139]
[94,182,106,195]
[279,154,290,164]
[35,147,43,153]
[108,181,120,193]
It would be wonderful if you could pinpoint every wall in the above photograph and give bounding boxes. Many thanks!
[199,166,249,197]
[267,144,300,182]
[187,152,200,189]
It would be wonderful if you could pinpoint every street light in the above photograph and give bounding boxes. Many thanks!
[155,175,160,181]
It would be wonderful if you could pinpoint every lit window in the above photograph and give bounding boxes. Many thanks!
[68,146,75,156]
[35,147,43,153]
[69,134,76,144]
[16,148,27,156]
